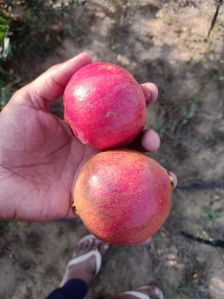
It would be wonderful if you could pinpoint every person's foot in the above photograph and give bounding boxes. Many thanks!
[61,235,109,286]
[115,284,164,299]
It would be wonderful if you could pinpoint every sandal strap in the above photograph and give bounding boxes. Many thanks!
[68,249,102,274]
[60,250,102,287]
[60,235,103,287]
[123,291,151,299]
[77,234,95,245]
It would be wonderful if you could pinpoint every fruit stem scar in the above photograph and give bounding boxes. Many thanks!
[167,171,175,190]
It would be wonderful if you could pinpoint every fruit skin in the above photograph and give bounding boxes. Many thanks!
[73,150,172,246]
[64,62,146,150]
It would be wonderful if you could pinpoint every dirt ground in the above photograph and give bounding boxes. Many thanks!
[1,1,224,298]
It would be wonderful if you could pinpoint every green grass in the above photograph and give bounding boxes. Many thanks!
[0,221,22,232]
[111,41,124,53]
[0,64,23,110]
[181,99,200,127]
[0,85,12,109]
[154,113,165,138]
[0,1,85,110]
[0,16,11,60]
[211,127,224,143]
[201,206,221,222]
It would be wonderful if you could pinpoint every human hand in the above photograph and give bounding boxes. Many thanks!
[0,52,173,222]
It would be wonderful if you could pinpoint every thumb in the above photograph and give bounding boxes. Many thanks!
[11,52,92,110]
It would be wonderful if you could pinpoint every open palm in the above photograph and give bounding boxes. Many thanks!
[0,53,161,221]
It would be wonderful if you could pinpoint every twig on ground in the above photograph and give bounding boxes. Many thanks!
[206,0,223,40]
[181,231,224,248]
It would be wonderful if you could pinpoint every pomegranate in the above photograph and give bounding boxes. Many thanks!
[73,150,173,246]
[64,62,146,149]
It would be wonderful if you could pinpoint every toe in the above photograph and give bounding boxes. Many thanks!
[73,235,94,257]
[79,240,88,253]
[98,242,110,255]
[138,285,164,299]
[85,237,94,252]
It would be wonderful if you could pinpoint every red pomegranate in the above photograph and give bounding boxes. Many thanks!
[73,150,173,246]
[64,62,146,150]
